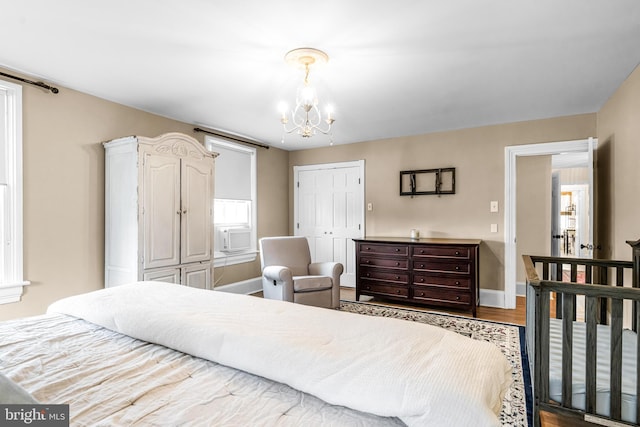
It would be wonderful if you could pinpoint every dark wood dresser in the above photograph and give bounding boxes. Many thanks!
[354,237,481,316]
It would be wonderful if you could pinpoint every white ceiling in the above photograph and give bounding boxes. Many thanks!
[1,1,639,150]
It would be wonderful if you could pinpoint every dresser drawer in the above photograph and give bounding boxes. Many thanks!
[360,257,409,270]
[359,243,408,257]
[360,282,409,299]
[412,260,471,275]
[360,268,409,284]
[412,287,471,305]
[412,245,470,259]
[413,274,471,289]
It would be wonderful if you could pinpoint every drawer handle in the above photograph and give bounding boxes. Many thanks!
[456,296,460,301]
[366,247,371,251]
[366,286,370,290]
[419,278,424,282]
[395,262,400,266]
[455,251,460,255]
[419,292,424,297]
[366,273,370,277]
[365,260,370,264]
[455,266,460,271]
[420,264,424,268]
[397,290,401,294]
[420,250,424,254]
[455,281,460,285]
[395,276,400,280]
[395,248,400,252]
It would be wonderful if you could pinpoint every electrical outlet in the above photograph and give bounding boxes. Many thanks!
[367,203,373,211]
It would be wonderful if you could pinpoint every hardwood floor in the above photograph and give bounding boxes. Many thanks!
[339,287,595,427]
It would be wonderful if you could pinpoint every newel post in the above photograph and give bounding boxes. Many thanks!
[626,240,640,335]
[628,239,640,289]
[627,239,640,427]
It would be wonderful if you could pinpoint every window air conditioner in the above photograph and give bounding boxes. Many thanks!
[220,227,251,252]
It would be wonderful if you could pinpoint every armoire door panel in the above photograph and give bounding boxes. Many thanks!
[143,154,181,269]
[181,158,213,264]
[143,267,180,284]
[182,264,211,289]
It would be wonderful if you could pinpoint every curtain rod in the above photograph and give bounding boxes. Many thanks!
[0,71,59,94]
[194,127,269,149]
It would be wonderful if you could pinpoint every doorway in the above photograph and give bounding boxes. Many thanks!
[504,138,596,309]
[550,152,592,260]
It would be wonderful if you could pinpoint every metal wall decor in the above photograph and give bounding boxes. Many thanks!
[399,168,455,196]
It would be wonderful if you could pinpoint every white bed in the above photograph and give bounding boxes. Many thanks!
[1,282,512,426]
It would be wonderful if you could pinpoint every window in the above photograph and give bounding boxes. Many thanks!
[206,136,257,266]
[0,79,29,304]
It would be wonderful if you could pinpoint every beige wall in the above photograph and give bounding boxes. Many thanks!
[597,64,640,261]
[0,68,289,321]
[289,114,596,293]
[8,59,640,319]
[516,156,551,283]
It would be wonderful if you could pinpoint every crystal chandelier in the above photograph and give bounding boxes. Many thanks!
[279,48,335,144]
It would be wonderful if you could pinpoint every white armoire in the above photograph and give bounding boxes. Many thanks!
[103,132,217,288]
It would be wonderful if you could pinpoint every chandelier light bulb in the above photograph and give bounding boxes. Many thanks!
[298,84,318,106]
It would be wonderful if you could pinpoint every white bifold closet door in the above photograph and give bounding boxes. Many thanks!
[294,161,365,287]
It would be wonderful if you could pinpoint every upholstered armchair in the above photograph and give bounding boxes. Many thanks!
[259,236,343,309]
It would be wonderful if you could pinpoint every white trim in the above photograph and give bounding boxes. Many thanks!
[516,281,527,297]
[0,281,30,304]
[214,276,262,294]
[504,138,596,309]
[0,78,29,304]
[479,289,505,308]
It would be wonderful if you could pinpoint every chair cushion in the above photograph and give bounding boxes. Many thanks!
[260,237,311,276]
[293,276,333,292]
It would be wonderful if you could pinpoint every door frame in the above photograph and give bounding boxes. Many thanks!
[504,138,596,309]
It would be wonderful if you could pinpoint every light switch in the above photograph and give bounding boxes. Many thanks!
[367,203,373,211]
[491,224,498,233]
[490,201,499,213]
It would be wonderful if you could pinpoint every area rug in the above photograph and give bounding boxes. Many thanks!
[339,300,532,427]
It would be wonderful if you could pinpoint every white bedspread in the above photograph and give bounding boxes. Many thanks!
[48,282,512,426]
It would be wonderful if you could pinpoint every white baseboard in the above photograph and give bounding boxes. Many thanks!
[479,289,505,308]
[516,281,527,297]
[214,279,513,310]
[214,277,262,294]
